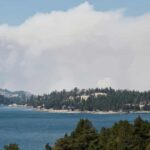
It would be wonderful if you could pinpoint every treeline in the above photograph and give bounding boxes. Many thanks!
[0,95,22,105]
[25,88,150,111]
[4,116,150,150]
[53,116,150,150]
[1,87,150,111]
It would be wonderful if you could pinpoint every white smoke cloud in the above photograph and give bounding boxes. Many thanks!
[0,2,150,94]
[96,77,116,89]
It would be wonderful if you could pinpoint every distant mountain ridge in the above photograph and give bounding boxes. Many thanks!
[0,88,32,100]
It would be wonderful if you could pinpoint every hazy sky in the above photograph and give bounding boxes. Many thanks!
[0,1,150,94]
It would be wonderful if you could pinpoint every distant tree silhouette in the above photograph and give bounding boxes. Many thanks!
[3,144,20,150]
[45,143,52,150]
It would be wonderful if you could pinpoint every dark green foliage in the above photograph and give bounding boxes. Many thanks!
[133,116,150,150]
[45,143,52,150]
[1,88,150,112]
[53,117,150,150]
[73,119,96,136]
[24,88,150,112]
[54,119,98,150]
[3,144,20,150]
[3,117,150,150]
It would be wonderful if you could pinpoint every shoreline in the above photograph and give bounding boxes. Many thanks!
[36,108,125,114]
[7,104,125,114]
[7,104,150,115]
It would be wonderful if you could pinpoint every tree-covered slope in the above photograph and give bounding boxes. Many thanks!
[26,88,150,111]
[0,88,31,105]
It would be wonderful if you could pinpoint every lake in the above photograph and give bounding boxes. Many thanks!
[0,106,150,150]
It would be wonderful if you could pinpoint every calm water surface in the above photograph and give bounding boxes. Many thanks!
[0,106,150,150]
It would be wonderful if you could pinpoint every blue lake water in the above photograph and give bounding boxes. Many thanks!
[0,106,150,150]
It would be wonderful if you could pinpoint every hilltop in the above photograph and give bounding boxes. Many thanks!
[0,88,31,105]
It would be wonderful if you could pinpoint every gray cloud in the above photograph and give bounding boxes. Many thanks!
[0,2,150,94]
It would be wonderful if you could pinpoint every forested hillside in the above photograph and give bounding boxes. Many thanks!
[1,88,150,112]
[0,89,31,105]
[25,88,150,112]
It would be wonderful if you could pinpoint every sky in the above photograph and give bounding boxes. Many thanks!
[0,0,150,25]
[0,0,150,94]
